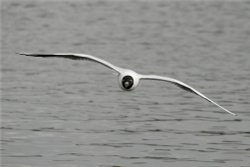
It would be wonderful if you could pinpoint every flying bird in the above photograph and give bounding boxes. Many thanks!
[19,53,236,116]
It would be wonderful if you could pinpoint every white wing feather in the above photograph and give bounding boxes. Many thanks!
[18,53,123,74]
[140,75,236,116]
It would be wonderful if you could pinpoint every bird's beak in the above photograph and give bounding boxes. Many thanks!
[124,81,130,88]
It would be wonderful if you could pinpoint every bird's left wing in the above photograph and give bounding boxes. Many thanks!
[140,74,236,116]
[18,53,123,74]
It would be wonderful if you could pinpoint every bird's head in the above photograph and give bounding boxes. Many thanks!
[122,75,134,90]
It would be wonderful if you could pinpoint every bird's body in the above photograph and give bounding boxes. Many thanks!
[118,69,140,91]
[19,52,236,116]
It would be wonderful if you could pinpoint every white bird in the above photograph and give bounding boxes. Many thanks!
[19,53,236,116]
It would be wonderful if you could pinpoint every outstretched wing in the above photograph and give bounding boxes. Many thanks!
[18,53,123,74]
[140,75,236,116]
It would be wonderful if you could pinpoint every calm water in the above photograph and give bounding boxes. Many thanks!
[1,0,250,167]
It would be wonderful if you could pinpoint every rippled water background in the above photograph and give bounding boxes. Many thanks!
[1,0,250,167]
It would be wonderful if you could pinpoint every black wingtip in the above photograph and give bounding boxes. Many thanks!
[17,52,28,56]
[17,52,40,57]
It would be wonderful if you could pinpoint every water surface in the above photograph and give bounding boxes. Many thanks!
[1,0,250,167]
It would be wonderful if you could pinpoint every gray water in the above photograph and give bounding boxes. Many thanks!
[1,0,250,167]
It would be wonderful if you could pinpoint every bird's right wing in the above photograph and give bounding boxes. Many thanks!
[18,53,124,74]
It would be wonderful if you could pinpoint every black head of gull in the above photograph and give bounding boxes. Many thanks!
[122,75,133,90]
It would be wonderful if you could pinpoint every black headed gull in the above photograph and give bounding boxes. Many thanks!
[19,53,236,116]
